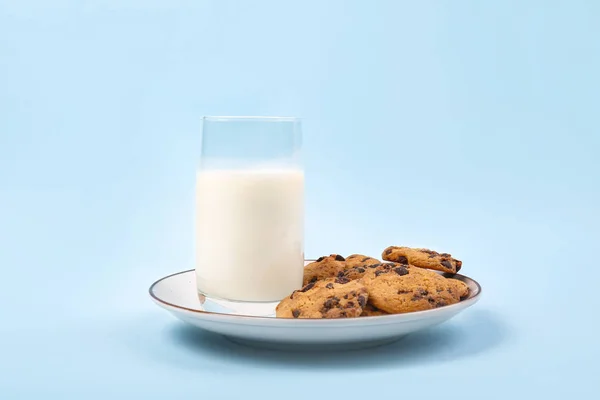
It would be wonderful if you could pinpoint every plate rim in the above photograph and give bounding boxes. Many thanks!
[148,264,482,324]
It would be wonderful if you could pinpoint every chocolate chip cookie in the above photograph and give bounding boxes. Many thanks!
[382,246,462,274]
[303,254,346,285]
[345,254,381,268]
[276,277,369,319]
[361,263,461,314]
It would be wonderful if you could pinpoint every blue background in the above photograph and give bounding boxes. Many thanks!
[1,0,599,398]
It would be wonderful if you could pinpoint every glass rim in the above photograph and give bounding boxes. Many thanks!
[203,116,301,122]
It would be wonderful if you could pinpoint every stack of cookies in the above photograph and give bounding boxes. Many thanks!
[276,246,469,319]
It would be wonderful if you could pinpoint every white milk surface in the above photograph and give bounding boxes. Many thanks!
[195,168,304,301]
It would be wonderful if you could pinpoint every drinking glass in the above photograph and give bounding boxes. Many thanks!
[195,116,304,305]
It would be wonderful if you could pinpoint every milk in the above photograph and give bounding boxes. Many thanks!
[195,168,304,301]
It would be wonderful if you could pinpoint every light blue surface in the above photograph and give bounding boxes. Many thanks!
[1,0,599,398]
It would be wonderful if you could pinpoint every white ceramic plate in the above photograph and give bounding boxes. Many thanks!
[149,261,482,351]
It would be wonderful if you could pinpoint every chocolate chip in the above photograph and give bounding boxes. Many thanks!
[340,311,347,317]
[309,276,318,283]
[441,253,450,257]
[369,263,381,268]
[411,289,429,300]
[343,294,349,299]
[428,298,436,304]
[316,256,325,262]
[323,296,340,309]
[384,248,393,255]
[393,266,409,276]
[397,289,410,294]
[300,282,315,292]
[292,309,300,318]
[346,301,355,307]
[356,267,365,273]
[375,269,389,277]
[428,254,436,258]
[441,260,453,269]
[422,249,437,255]
[335,254,345,261]
[396,255,409,264]
[335,276,350,284]
[435,300,447,308]
[361,257,371,262]
[325,283,334,289]
[357,295,367,307]
[337,270,345,278]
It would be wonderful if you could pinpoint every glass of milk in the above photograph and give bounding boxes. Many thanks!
[195,116,304,304]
